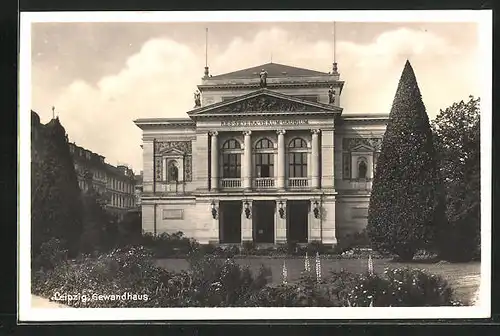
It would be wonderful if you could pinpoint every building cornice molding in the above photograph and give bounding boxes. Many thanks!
[134,118,196,130]
[340,114,390,122]
[198,81,345,92]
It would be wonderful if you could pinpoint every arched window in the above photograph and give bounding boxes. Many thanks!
[288,138,308,178]
[222,139,241,150]
[358,158,367,179]
[255,138,273,149]
[254,138,274,178]
[289,138,307,149]
[168,160,179,182]
[221,139,242,178]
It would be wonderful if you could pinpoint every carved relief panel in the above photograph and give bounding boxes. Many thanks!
[153,141,193,182]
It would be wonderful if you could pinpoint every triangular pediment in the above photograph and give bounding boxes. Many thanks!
[351,144,374,152]
[187,89,340,118]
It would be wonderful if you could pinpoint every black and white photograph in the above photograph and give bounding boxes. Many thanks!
[19,10,491,321]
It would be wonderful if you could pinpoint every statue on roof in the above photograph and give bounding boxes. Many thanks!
[194,90,201,108]
[328,85,336,104]
[259,69,268,88]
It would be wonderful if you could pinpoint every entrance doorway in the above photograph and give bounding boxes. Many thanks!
[252,201,275,243]
[287,200,309,243]
[219,201,242,243]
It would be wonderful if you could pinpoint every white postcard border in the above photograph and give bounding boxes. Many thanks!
[18,10,492,321]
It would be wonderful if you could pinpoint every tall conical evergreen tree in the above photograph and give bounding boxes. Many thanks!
[366,60,446,261]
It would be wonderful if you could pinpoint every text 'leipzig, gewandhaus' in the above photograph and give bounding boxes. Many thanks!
[134,61,388,246]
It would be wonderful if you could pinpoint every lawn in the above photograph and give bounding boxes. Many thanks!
[155,257,481,305]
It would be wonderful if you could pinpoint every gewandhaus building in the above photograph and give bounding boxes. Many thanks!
[135,62,388,246]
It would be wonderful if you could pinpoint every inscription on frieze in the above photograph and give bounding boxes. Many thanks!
[342,138,382,151]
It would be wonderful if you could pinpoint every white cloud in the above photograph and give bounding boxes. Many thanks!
[36,27,479,172]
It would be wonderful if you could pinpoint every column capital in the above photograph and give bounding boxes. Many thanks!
[209,131,219,136]
[276,129,286,135]
[311,129,321,134]
[243,130,252,136]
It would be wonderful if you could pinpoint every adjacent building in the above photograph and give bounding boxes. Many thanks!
[134,62,389,245]
[69,142,137,219]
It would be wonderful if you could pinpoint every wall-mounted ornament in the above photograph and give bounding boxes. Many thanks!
[211,200,218,220]
[278,201,285,219]
[244,201,252,219]
[313,200,320,219]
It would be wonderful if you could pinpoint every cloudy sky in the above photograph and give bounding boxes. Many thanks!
[31,21,480,172]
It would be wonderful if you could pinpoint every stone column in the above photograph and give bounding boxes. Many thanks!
[210,131,219,191]
[241,199,253,242]
[275,199,287,244]
[276,129,286,190]
[311,129,320,189]
[243,131,252,190]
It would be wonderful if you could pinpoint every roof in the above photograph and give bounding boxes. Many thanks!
[209,62,330,80]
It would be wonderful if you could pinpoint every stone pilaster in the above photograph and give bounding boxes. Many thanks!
[321,129,335,190]
[275,199,287,244]
[276,129,286,190]
[209,199,220,244]
[194,132,209,191]
[320,197,337,246]
[311,129,321,189]
[243,131,252,190]
[142,140,154,193]
[241,199,253,242]
[210,131,219,191]
[309,198,322,242]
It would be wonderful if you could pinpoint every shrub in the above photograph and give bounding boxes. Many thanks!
[328,267,458,307]
[367,61,446,261]
[31,237,68,271]
[336,229,371,253]
[306,241,326,255]
[142,231,200,258]
[242,241,256,255]
[248,283,302,307]
[185,254,272,307]
[32,246,174,308]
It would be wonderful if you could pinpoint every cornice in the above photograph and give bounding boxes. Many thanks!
[190,110,339,120]
[198,81,345,92]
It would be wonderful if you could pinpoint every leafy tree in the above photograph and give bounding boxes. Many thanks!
[366,61,446,261]
[31,114,83,258]
[80,175,119,254]
[431,96,480,261]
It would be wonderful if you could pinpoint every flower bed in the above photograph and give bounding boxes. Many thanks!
[32,243,462,308]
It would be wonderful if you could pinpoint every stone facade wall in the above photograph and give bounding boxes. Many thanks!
[335,196,371,238]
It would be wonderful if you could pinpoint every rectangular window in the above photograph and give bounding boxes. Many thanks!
[222,153,241,178]
[288,152,307,178]
[256,153,274,178]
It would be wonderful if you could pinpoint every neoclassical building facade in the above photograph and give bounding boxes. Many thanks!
[135,62,388,245]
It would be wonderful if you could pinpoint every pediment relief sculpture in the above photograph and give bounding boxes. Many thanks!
[343,137,382,152]
[214,95,327,114]
[155,140,192,155]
